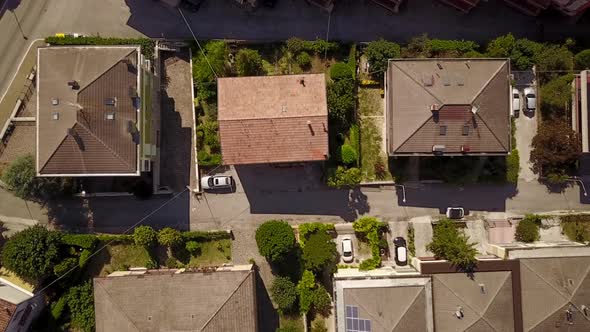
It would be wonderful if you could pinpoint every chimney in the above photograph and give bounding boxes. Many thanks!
[67,80,80,90]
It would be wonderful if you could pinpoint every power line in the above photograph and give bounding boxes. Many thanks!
[177,7,218,79]
[32,189,188,297]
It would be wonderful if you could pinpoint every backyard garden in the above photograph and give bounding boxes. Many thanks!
[0,224,232,332]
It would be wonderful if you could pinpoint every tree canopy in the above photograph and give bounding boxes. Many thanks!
[270,276,298,314]
[327,77,355,126]
[302,232,337,273]
[235,48,264,76]
[1,225,62,281]
[531,120,581,176]
[540,74,574,119]
[133,225,157,247]
[575,49,590,70]
[365,39,401,80]
[192,41,229,101]
[255,220,296,263]
[515,215,541,243]
[157,228,183,248]
[426,219,477,271]
[66,281,95,332]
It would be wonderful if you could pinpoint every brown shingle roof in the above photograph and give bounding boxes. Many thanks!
[217,74,329,165]
[387,58,511,155]
[37,46,140,176]
[93,269,257,332]
[0,298,16,332]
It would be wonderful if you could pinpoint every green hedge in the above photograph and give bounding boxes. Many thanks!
[96,234,133,244]
[507,149,520,184]
[45,36,155,60]
[182,230,231,242]
[62,234,98,250]
[78,249,92,269]
[429,39,479,55]
[50,296,67,321]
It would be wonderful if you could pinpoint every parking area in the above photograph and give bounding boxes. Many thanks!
[512,70,538,183]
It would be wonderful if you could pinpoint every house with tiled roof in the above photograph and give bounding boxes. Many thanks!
[0,274,44,332]
[36,46,158,177]
[217,74,329,165]
[386,58,512,156]
[93,265,258,332]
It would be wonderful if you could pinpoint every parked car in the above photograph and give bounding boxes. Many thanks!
[446,207,465,219]
[201,175,232,190]
[393,237,407,266]
[341,237,354,263]
[512,88,520,117]
[524,87,537,112]
[180,0,204,12]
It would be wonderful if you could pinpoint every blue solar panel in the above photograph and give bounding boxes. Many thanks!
[345,305,372,332]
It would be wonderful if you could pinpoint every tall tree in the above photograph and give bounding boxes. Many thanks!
[531,120,581,176]
[255,220,296,263]
[427,219,477,271]
[364,39,401,80]
[302,232,337,273]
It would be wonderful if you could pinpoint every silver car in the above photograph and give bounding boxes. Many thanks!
[201,175,232,190]
[341,237,354,263]
[524,87,536,112]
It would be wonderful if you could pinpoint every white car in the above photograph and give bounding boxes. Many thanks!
[446,207,465,219]
[201,175,232,190]
[341,237,354,263]
[512,88,520,117]
[524,87,537,112]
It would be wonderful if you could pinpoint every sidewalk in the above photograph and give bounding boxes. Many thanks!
[0,39,43,129]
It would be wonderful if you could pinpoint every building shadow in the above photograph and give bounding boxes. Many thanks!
[398,183,517,213]
[0,0,21,18]
[235,164,368,222]
[255,269,279,332]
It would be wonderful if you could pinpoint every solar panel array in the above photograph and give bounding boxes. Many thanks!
[345,305,372,332]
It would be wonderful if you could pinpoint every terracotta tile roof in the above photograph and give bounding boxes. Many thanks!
[217,74,329,164]
[37,46,140,176]
[387,59,511,155]
[0,298,16,332]
[94,269,257,332]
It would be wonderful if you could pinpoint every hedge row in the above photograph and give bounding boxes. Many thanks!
[61,234,98,250]
[182,230,231,242]
[44,36,156,60]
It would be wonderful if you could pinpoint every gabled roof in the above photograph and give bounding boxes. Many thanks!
[217,74,329,165]
[93,268,257,332]
[520,257,590,331]
[387,58,511,155]
[37,46,140,176]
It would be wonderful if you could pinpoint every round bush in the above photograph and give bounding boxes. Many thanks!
[255,220,295,263]
[330,62,352,81]
[185,241,201,255]
[158,228,183,248]
[296,52,312,69]
[340,144,357,165]
[270,277,298,313]
[133,226,157,247]
[515,217,540,243]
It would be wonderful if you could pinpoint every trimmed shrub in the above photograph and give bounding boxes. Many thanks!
[185,241,202,255]
[78,249,92,269]
[327,78,355,126]
[197,150,222,167]
[296,51,312,69]
[302,232,337,273]
[182,230,231,241]
[50,296,67,321]
[327,166,361,189]
[575,49,590,70]
[53,257,79,276]
[96,234,133,244]
[158,228,184,248]
[255,220,296,263]
[165,257,178,268]
[427,219,477,271]
[1,225,62,281]
[330,62,353,81]
[428,39,478,56]
[340,144,357,165]
[270,276,298,313]
[66,281,95,332]
[61,234,98,250]
[133,225,157,247]
[46,36,155,60]
[298,223,335,245]
[359,257,380,271]
[515,215,541,243]
[506,149,520,184]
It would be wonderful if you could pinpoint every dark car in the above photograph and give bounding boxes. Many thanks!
[393,237,407,266]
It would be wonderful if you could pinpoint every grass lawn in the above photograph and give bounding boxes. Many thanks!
[560,215,590,242]
[188,239,232,267]
[90,244,154,277]
[360,117,392,182]
[358,88,383,117]
[279,314,304,332]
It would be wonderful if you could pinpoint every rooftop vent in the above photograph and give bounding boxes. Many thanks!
[282,105,287,113]
[105,112,115,120]
[67,80,79,90]
[51,98,59,106]
[430,104,440,112]
[461,145,470,153]
[52,112,59,120]
[479,284,486,294]
[471,105,479,115]
[432,145,445,153]
[104,97,117,106]
[439,125,447,136]
[422,74,434,87]
[455,306,464,319]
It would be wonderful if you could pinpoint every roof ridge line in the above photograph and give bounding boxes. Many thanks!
[463,317,498,332]
[391,61,444,105]
[75,122,135,171]
[469,61,507,105]
[434,276,482,317]
[392,115,434,153]
[478,273,511,332]
[200,270,254,331]
[389,288,425,332]
[77,49,136,93]
[95,281,141,332]
[218,114,327,122]
[474,113,510,152]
